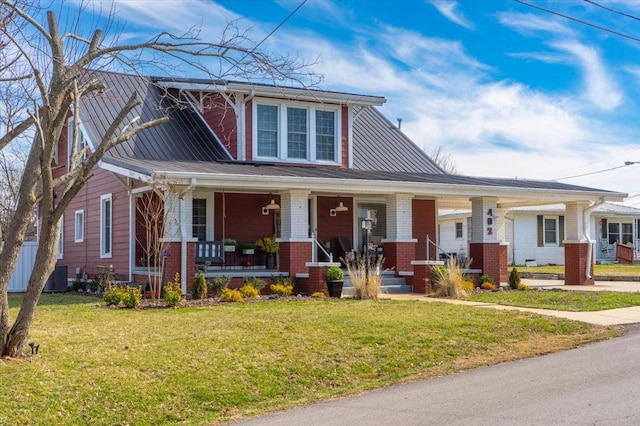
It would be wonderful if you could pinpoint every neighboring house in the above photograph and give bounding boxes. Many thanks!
[51,70,625,292]
[439,203,640,266]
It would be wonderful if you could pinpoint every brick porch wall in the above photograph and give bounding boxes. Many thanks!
[279,241,313,282]
[469,242,508,284]
[383,242,415,275]
[564,242,594,285]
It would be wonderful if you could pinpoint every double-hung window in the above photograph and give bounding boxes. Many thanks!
[192,198,207,241]
[100,194,112,258]
[544,217,558,245]
[74,210,84,243]
[254,100,340,164]
[455,222,463,239]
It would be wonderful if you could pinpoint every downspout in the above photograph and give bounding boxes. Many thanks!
[583,199,604,279]
[180,178,197,294]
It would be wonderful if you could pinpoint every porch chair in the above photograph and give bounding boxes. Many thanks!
[195,241,224,271]
[600,238,614,257]
[337,237,356,267]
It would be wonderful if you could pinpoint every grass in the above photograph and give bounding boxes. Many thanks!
[0,293,621,425]
[468,289,640,312]
[515,263,640,276]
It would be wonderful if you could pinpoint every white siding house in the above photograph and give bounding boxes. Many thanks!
[439,203,640,266]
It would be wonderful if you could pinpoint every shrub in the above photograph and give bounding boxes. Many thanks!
[326,266,343,281]
[461,280,475,293]
[271,274,294,286]
[518,283,531,291]
[480,282,496,291]
[122,285,141,308]
[209,276,231,296]
[220,288,244,302]
[238,284,260,299]
[509,267,521,290]
[478,274,495,286]
[164,273,184,308]
[103,286,124,306]
[270,283,293,297]
[430,258,470,298]
[243,277,266,291]
[311,291,325,298]
[345,252,383,300]
[430,265,448,283]
[191,272,208,300]
[71,280,86,292]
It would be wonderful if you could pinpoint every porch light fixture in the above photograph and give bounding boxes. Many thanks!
[334,196,348,212]
[265,193,280,210]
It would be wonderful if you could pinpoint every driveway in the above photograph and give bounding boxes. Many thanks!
[229,324,640,425]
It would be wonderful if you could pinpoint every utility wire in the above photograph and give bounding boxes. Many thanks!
[583,0,640,23]
[555,162,639,181]
[250,0,307,54]
[513,0,640,43]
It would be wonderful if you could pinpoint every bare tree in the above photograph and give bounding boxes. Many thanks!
[426,145,458,174]
[0,142,34,242]
[0,0,316,358]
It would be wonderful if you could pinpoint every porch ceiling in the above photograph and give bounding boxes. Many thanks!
[101,156,627,207]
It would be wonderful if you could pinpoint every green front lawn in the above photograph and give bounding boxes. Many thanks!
[0,294,619,425]
[515,263,640,276]
[467,289,640,312]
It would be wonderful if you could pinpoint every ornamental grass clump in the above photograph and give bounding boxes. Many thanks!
[345,252,384,300]
[430,257,470,299]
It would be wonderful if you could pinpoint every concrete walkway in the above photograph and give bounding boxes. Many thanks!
[381,278,640,326]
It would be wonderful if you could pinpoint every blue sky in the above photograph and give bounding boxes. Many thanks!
[86,1,640,202]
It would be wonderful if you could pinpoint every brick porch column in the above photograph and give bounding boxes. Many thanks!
[469,197,507,284]
[469,242,508,284]
[304,263,340,296]
[383,194,417,275]
[564,242,594,285]
[564,202,594,285]
[410,260,445,293]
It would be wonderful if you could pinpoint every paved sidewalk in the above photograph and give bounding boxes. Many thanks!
[381,278,640,326]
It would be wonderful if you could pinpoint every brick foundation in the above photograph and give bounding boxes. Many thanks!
[564,242,594,285]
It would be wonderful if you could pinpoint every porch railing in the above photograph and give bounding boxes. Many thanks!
[311,233,333,263]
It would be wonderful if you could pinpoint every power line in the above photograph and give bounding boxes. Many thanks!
[583,0,640,23]
[555,162,639,181]
[513,0,640,43]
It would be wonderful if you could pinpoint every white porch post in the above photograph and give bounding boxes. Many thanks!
[381,194,417,275]
[470,197,498,243]
[280,190,311,240]
[563,201,594,285]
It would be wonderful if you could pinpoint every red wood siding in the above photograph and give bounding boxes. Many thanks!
[316,196,353,254]
[198,92,238,159]
[59,166,131,281]
[413,199,437,260]
[213,192,280,245]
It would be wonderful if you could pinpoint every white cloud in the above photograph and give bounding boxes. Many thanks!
[496,12,574,37]
[429,1,474,30]
[553,41,622,110]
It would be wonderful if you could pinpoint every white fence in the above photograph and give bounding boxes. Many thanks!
[8,241,38,292]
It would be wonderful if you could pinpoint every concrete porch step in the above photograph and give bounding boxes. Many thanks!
[342,270,413,295]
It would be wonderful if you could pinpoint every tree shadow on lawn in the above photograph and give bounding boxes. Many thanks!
[8,292,97,309]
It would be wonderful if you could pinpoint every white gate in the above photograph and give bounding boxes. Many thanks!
[8,241,38,292]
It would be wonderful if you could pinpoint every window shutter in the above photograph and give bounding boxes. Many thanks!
[601,219,607,239]
[559,216,565,247]
[537,215,543,247]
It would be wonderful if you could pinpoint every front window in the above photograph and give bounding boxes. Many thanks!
[254,100,340,164]
[544,217,558,245]
[608,222,633,245]
[67,118,88,169]
[192,198,207,241]
[100,194,112,258]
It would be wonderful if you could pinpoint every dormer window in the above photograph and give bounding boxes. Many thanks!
[253,100,340,164]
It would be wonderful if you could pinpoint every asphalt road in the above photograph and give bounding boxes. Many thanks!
[229,324,640,425]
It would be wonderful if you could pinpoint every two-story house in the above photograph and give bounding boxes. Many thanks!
[54,70,626,294]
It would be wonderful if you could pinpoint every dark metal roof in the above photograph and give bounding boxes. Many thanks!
[79,70,230,162]
[102,155,621,195]
[352,106,446,174]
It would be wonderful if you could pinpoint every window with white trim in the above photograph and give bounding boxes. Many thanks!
[100,194,112,258]
[253,100,340,164]
[455,222,463,239]
[192,198,207,241]
[67,118,87,169]
[57,216,64,259]
[74,210,84,243]
[544,217,558,245]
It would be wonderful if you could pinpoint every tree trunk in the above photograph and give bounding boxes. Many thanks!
[2,217,58,358]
